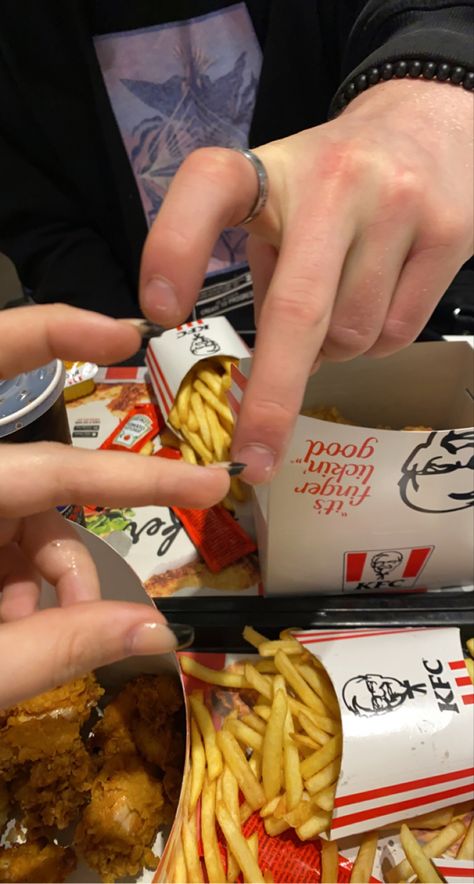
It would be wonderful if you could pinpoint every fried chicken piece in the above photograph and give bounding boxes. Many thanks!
[90,674,183,763]
[74,753,164,882]
[0,675,103,778]
[0,781,9,834]
[0,840,76,883]
[14,742,95,832]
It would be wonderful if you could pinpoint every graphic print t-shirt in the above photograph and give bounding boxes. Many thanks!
[94,3,262,283]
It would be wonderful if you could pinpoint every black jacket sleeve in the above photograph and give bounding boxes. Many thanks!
[0,133,139,317]
[329,0,474,114]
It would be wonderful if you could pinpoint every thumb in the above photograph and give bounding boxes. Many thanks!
[0,601,192,708]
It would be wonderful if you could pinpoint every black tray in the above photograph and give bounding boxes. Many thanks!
[156,591,474,653]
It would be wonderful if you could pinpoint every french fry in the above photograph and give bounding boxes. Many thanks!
[457,817,474,860]
[216,800,265,884]
[254,660,278,674]
[300,733,342,780]
[181,656,246,688]
[239,801,253,825]
[312,783,337,813]
[189,718,206,815]
[168,403,181,430]
[177,374,193,425]
[180,424,213,464]
[465,656,474,684]
[247,831,259,861]
[399,824,443,883]
[291,733,320,752]
[182,804,204,883]
[217,729,265,810]
[321,838,339,884]
[244,663,273,700]
[230,475,246,501]
[305,758,342,795]
[274,651,327,715]
[388,819,465,881]
[296,662,340,717]
[298,712,331,746]
[242,712,267,736]
[194,378,233,424]
[284,708,303,812]
[258,640,304,658]
[172,837,187,884]
[291,702,339,734]
[263,869,274,883]
[243,625,268,648]
[254,704,271,721]
[296,810,332,840]
[350,830,379,883]
[204,402,229,461]
[180,441,198,464]
[190,695,223,782]
[188,409,199,432]
[191,390,212,450]
[260,796,281,818]
[264,817,290,836]
[249,751,262,781]
[201,776,226,884]
[467,637,474,657]
[226,718,263,752]
[284,799,317,828]
[197,365,223,398]
[262,688,287,801]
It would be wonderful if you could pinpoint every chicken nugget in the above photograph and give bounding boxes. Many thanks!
[14,742,94,832]
[0,675,102,776]
[0,840,76,883]
[74,753,165,882]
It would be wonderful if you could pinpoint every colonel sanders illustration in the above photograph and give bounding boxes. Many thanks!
[190,331,221,356]
[342,673,427,717]
[370,550,403,580]
[399,430,474,514]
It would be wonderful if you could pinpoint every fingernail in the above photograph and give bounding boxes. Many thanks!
[122,318,165,339]
[126,621,194,655]
[142,276,178,320]
[233,445,275,484]
[207,461,247,476]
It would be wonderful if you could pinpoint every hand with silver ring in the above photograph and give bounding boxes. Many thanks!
[139,79,473,484]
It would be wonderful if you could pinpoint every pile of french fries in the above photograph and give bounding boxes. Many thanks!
[170,630,474,884]
[164,356,245,506]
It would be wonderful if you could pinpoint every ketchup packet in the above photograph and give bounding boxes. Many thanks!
[100,403,162,452]
[172,504,256,572]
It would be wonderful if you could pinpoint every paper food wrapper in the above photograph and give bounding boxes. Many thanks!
[230,341,474,594]
[36,525,190,884]
[433,857,474,882]
[295,626,474,840]
[146,316,249,429]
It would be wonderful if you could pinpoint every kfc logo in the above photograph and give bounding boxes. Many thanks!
[176,323,221,356]
[399,430,474,514]
[342,673,427,717]
[342,546,433,591]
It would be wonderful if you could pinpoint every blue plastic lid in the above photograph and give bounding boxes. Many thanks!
[0,359,65,438]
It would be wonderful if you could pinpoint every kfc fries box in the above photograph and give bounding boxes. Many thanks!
[295,626,474,840]
[40,525,190,884]
[145,316,249,432]
[233,341,474,594]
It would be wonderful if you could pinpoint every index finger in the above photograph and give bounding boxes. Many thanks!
[231,215,353,483]
[0,304,141,379]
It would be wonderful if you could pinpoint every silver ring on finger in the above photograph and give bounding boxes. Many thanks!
[234,148,269,225]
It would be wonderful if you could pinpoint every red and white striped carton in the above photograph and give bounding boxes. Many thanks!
[433,858,474,882]
[294,626,474,840]
[230,341,474,594]
[146,316,249,428]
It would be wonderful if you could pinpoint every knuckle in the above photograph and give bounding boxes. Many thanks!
[384,167,422,210]
[245,396,295,433]
[323,322,377,358]
[378,317,417,351]
[182,147,235,186]
[271,291,328,329]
